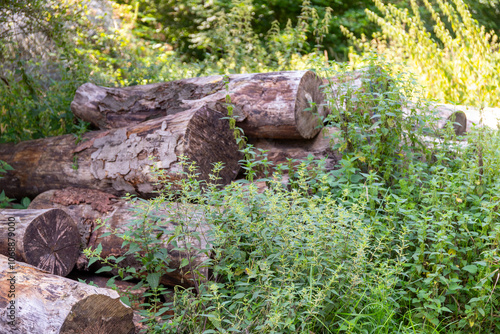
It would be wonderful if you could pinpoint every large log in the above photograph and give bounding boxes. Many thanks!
[29,187,212,288]
[0,105,242,199]
[430,104,500,132]
[71,71,329,139]
[324,70,468,135]
[0,209,79,276]
[0,255,135,334]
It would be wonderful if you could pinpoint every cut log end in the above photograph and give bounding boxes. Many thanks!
[23,209,80,276]
[446,110,467,136]
[60,294,135,334]
[295,71,328,139]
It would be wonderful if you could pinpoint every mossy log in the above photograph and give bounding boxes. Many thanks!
[0,105,241,199]
[29,187,211,288]
[0,209,79,276]
[71,71,328,139]
[0,255,135,334]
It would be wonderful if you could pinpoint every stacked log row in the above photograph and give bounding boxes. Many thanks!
[0,105,242,200]
[71,71,329,139]
[0,209,80,276]
[0,255,135,334]
[29,187,211,288]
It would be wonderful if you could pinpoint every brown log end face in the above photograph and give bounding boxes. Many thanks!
[60,294,135,334]
[295,71,329,139]
[185,106,242,185]
[447,111,467,136]
[23,209,80,276]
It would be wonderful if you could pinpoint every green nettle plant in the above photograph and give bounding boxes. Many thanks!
[87,159,408,333]
[321,55,435,187]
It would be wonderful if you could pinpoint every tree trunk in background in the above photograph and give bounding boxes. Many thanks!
[0,105,241,199]
[29,187,212,288]
[0,255,135,334]
[0,209,79,276]
[71,71,329,139]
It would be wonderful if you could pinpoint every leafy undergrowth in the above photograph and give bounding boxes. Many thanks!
[86,59,500,333]
[2,0,500,332]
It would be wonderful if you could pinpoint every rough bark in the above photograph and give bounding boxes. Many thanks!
[0,209,80,276]
[71,71,329,139]
[0,105,241,199]
[29,188,212,288]
[0,255,135,334]
[249,127,341,174]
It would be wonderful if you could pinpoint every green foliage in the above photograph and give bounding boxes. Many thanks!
[323,55,435,186]
[83,52,500,332]
[344,0,500,108]
[0,161,30,208]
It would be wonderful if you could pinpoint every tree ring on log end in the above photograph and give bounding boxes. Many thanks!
[59,294,135,334]
[23,208,80,276]
[295,71,329,139]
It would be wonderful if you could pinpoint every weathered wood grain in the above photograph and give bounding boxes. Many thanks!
[0,255,135,334]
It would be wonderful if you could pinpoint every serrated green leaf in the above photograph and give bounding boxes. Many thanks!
[233,293,245,299]
[120,296,131,307]
[180,258,189,268]
[147,272,161,290]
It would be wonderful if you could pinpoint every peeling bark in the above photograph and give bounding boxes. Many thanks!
[0,255,135,334]
[71,71,329,139]
[0,105,241,199]
[29,188,212,288]
[0,209,80,276]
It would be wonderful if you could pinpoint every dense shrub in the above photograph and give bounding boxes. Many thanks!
[343,0,500,107]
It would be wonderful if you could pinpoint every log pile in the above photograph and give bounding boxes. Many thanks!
[1,69,486,332]
[0,70,332,332]
[0,105,242,200]
[71,71,329,139]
